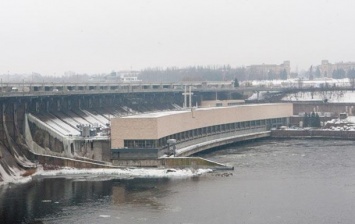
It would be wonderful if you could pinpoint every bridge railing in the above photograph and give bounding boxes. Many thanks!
[171,125,268,149]
[0,81,236,97]
[1,80,354,98]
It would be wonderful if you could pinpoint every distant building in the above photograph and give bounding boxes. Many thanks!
[104,71,141,82]
[119,71,141,82]
[319,60,355,78]
[246,61,290,80]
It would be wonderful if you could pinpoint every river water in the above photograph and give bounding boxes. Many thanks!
[1,139,355,224]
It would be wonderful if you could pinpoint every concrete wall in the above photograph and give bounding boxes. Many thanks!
[161,157,232,170]
[112,159,160,167]
[34,153,115,169]
[271,129,355,139]
[111,103,293,148]
[27,114,68,156]
[111,148,158,160]
[74,140,111,161]
[112,157,233,169]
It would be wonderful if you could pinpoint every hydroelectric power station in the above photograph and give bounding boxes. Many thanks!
[1,81,355,182]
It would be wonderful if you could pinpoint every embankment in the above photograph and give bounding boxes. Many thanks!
[112,157,234,170]
[271,129,355,139]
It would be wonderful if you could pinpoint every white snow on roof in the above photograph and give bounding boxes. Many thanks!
[123,103,287,119]
[123,110,188,118]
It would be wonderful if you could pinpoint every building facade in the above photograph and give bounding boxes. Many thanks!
[246,61,290,80]
[111,103,293,159]
[319,60,355,78]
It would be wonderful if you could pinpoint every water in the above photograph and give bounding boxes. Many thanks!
[1,139,355,224]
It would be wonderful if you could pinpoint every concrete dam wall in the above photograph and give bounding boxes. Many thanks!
[3,88,352,183]
[0,92,184,182]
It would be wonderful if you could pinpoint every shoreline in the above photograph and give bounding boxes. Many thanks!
[2,129,354,185]
[270,129,355,140]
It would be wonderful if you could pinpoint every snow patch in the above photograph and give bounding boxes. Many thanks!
[0,165,33,185]
[42,200,52,203]
[33,167,211,180]
[99,215,111,218]
[1,166,211,185]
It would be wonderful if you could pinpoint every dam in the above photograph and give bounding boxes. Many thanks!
[0,82,354,182]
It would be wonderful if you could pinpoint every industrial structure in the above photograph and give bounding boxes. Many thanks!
[111,103,293,159]
[1,79,355,182]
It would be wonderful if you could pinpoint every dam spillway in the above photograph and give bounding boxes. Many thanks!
[0,91,185,182]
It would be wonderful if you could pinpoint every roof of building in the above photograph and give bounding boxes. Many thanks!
[121,103,290,119]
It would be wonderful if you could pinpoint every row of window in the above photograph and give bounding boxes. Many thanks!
[123,117,288,149]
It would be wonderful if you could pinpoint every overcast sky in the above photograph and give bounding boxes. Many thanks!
[0,0,354,75]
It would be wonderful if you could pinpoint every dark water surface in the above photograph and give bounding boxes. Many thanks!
[1,139,355,224]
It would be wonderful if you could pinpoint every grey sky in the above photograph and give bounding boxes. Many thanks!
[0,0,354,75]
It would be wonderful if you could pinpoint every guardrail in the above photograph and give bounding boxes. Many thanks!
[1,81,354,98]
[0,81,236,97]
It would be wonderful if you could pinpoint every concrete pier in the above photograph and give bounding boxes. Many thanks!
[271,129,355,139]
[112,157,234,170]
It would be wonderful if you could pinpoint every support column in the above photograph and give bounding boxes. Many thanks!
[189,86,192,108]
[182,86,187,108]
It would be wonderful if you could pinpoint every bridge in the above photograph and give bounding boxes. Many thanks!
[0,81,235,97]
[1,80,354,98]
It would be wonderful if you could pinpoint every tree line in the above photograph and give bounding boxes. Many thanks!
[138,66,248,82]
[139,66,291,83]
